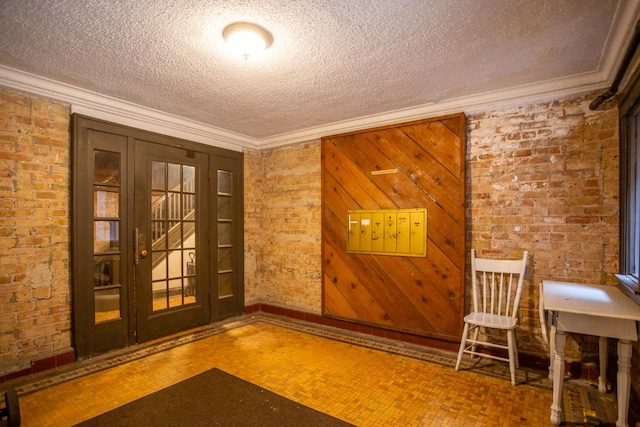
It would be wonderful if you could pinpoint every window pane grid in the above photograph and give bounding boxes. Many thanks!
[151,162,197,311]
[217,169,234,299]
[93,150,122,323]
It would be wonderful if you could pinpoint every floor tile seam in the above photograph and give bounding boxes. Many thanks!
[4,313,550,396]
[257,314,551,390]
[5,316,261,396]
[6,313,417,395]
[259,315,458,366]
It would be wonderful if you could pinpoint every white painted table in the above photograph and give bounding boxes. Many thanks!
[542,280,640,427]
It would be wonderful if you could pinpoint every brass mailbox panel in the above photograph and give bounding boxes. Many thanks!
[348,213,361,252]
[383,212,397,253]
[359,213,372,252]
[347,208,427,257]
[396,211,411,253]
[370,213,384,252]
[410,211,425,255]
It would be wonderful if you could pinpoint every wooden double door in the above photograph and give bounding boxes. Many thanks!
[72,116,243,359]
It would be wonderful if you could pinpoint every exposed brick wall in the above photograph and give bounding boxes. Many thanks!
[467,93,620,360]
[0,88,72,375]
[467,92,640,394]
[258,142,322,313]
[252,92,626,366]
[1,85,635,394]
[243,148,264,305]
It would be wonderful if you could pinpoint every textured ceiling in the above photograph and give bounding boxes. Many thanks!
[0,0,639,145]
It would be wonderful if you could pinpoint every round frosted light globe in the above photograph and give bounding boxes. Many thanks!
[223,22,272,60]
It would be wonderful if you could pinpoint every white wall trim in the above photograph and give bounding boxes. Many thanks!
[0,66,257,152]
[257,73,609,149]
[0,64,614,152]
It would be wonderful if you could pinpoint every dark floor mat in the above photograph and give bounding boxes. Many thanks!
[75,368,354,427]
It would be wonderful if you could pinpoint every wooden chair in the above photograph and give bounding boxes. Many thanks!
[455,249,528,385]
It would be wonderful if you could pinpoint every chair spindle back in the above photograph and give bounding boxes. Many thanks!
[471,249,528,319]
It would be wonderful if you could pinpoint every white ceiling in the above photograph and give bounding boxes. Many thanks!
[0,0,639,151]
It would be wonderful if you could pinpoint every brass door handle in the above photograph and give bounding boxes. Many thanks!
[135,228,148,263]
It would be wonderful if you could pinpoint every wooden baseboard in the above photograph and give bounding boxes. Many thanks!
[1,349,75,384]
[247,303,460,353]
[245,303,555,372]
[2,306,555,385]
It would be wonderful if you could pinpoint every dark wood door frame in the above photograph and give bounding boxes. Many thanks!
[133,140,210,343]
[71,115,244,360]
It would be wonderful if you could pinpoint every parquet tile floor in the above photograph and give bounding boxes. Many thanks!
[0,314,622,426]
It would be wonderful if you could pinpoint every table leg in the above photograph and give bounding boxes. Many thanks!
[550,330,566,426]
[548,323,556,381]
[598,336,607,393]
[616,340,632,427]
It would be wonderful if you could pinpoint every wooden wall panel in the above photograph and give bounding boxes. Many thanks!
[321,113,466,341]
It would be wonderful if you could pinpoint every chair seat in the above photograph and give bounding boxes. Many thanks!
[464,312,517,329]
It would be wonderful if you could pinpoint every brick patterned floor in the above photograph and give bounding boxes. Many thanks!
[1,314,620,426]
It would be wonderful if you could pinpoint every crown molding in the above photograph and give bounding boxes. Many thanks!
[0,65,257,152]
[257,73,609,149]
[597,0,640,84]
[0,64,611,152]
[0,67,617,153]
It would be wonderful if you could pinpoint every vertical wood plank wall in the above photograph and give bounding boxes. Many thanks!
[321,113,466,341]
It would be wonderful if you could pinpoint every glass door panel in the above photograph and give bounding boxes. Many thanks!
[150,161,198,311]
[74,115,243,358]
[135,141,209,343]
[93,150,122,324]
[217,170,234,299]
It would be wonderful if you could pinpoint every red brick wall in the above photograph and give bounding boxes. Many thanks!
[1,86,634,393]
[467,94,620,358]
[248,92,624,362]
[0,88,72,376]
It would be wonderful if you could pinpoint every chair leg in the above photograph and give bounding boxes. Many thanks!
[455,323,470,371]
[470,324,480,357]
[512,332,519,369]
[507,329,517,385]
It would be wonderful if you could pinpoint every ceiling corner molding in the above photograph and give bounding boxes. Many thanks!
[0,64,611,153]
[0,65,259,152]
[258,72,610,150]
[597,0,640,86]
[0,63,617,153]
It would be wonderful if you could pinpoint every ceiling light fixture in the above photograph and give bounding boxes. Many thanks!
[223,22,273,60]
